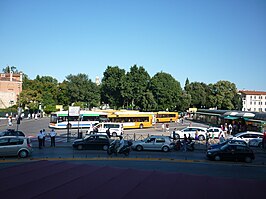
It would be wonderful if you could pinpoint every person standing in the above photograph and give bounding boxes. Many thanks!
[7,116,12,126]
[42,129,46,147]
[262,131,266,150]
[183,134,187,152]
[205,133,210,149]
[106,128,111,138]
[37,130,44,149]
[50,129,57,147]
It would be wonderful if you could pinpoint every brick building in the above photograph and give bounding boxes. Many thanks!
[0,72,23,108]
[238,90,266,112]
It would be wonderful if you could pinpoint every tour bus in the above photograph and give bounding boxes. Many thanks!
[108,111,155,129]
[155,111,179,123]
[49,110,108,129]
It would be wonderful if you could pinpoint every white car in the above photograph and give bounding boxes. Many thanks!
[86,122,123,137]
[171,127,207,141]
[207,127,224,138]
[249,138,263,148]
[229,131,263,144]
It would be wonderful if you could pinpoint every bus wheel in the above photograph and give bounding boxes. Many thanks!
[139,124,143,129]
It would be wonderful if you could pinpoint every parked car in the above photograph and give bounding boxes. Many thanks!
[248,138,263,148]
[0,129,25,137]
[207,127,224,138]
[229,131,263,144]
[208,139,247,150]
[0,136,33,158]
[132,135,174,152]
[206,143,255,163]
[171,127,207,141]
[72,134,110,150]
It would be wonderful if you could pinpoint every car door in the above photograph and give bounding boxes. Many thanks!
[221,145,236,161]
[235,145,249,161]
[154,137,165,150]
[143,137,156,150]
[7,138,23,156]
[84,136,97,149]
[0,138,9,156]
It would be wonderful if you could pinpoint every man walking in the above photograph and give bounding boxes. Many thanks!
[50,128,57,147]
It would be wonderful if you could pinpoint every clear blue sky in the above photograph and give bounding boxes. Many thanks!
[0,0,265,91]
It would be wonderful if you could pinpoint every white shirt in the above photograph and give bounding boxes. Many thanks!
[50,130,56,137]
[38,132,44,139]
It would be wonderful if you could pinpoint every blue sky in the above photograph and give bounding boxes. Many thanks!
[0,0,265,90]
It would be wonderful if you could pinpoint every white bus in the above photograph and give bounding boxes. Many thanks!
[49,110,108,129]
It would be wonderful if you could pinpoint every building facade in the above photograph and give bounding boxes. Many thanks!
[239,90,266,112]
[0,72,23,109]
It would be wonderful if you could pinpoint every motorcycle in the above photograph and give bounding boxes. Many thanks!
[180,140,195,151]
[107,140,132,156]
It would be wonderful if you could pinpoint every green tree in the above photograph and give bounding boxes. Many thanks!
[210,80,238,110]
[66,73,100,108]
[124,65,151,110]
[2,66,19,73]
[150,72,182,111]
[185,82,208,108]
[101,66,126,108]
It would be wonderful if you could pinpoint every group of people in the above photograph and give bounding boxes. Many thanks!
[37,129,57,149]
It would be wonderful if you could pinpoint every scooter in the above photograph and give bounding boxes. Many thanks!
[107,140,132,156]
[180,140,195,151]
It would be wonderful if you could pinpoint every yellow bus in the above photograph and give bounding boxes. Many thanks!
[108,111,155,129]
[155,111,179,123]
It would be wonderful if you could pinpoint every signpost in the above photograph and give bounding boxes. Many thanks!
[67,106,80,142]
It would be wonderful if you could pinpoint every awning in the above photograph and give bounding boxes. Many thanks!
[223,115,239,120]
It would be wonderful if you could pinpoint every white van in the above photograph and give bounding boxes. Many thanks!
[86,122,123,137]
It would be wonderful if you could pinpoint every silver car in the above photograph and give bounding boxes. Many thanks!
[0,136,33,158]
[132,135,173,152]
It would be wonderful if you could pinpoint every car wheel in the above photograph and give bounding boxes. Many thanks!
[245,156,252,163]
[258,142,262,149]
[214,155,221,161]
[139,124,143,129]
[18,150,28,158]
[162,146,169,152]
[136,145,143,151]
[198,135,205,141]
[77,145,83,150]
[103,145,109,151]
[112,132,117,137]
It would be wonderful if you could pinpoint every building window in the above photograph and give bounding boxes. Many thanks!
[250,102,252,105]
[254,96,256,99]
[259,108,262,112]
[254,102,256,105]
[254,108,256,111]
[243,101,245,105]
[250,96,252,99]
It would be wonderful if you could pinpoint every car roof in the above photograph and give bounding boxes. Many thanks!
[0,136,27,139]
[234,131,263,136]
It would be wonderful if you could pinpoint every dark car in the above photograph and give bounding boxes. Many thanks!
[0,129,25,137]
[206,144,255,163]
[72,134,110,150]
[208,139,247,150]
